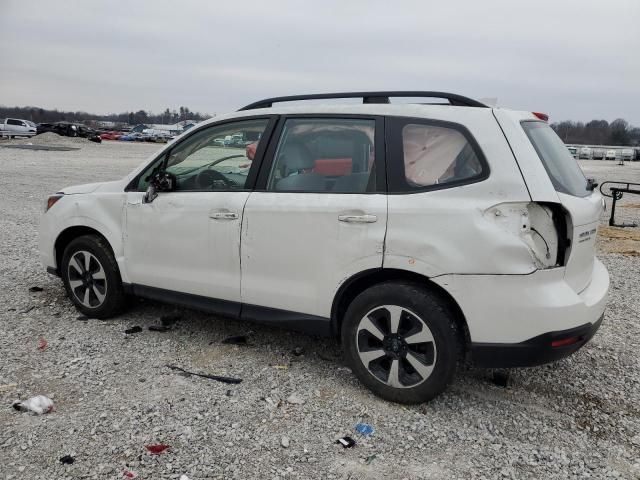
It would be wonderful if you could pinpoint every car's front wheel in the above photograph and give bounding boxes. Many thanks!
[342,282,461,404]
[61,235,126,319]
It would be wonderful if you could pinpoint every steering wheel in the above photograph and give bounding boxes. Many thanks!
[195,169,235,189]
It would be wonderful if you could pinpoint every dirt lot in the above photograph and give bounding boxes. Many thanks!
[0,140,639,479]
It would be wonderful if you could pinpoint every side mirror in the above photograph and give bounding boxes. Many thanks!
[143,171,176,203]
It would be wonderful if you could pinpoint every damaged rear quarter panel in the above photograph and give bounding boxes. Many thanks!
[384,111,535,277]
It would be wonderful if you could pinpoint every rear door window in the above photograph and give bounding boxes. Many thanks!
[265,118,378,193]
[521,121,589,198]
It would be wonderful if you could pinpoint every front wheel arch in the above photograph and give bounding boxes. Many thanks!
[54,226,114,275]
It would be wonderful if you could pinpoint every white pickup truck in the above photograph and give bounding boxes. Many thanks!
[0,118,37,137]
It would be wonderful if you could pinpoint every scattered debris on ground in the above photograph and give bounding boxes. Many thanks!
[28,286,43,292]
[37,337,48,351]
[337,437,356,448]
[355,423,374,436]
[12,395,55,414]
[124,326,143,335]
[59,455,75,465]
[166,365,242,384]
[144,444,171,455]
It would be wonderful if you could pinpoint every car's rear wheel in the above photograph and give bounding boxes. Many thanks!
[61,235,126,319]
[341,282,461,404]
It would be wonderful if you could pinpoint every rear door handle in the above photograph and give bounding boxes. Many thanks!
[209,211,239,220]
[338,214,377,223]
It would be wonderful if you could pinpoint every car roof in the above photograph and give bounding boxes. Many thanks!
[208,103,528,124]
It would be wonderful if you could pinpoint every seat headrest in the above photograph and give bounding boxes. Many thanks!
[278,143,314,170]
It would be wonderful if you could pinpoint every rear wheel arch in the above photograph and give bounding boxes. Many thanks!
[331,269,471,353]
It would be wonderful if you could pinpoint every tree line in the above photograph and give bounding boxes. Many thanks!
[551,118,639,146]
[0,105,211,126]
[1,104,638,145]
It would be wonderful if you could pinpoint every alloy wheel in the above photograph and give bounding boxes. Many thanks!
[356,305,437,388]
[67,250,107,309]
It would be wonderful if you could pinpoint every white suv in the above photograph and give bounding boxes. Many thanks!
[39,92,609,403]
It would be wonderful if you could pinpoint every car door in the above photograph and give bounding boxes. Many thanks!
[240,116,387,326]
[123,117,274,314]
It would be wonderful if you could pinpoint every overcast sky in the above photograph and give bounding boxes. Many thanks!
[1,0,638,124]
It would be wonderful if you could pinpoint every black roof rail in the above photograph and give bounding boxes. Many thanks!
[238,91,488,111]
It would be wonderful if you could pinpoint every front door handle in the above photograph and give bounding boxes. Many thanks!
[209,211,239,220]
[338,214,377,223]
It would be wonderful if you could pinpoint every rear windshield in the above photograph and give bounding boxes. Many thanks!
[522,121,589,197]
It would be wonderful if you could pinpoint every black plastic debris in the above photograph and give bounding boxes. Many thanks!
[222,335,248,345]
[292,347,304,356]
[492,370,510,388]
[29,286,44,292]
[160,314,181,327]
[60,455,75,465]
[124,326,143,335]
[336,436,356,448]
[166,365,242,384]
[149,325,170,333]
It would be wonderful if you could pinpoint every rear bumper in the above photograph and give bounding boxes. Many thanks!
[471,314,603,368]
[433,258,609,367]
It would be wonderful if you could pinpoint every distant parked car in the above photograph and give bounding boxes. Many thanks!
[578,147,591,159]
[0,118,37,137]
[591,148,604,160]
[119,133,144,142]
[567,146,578,158]
[99,131,123,141]
[621,149,634,161]
[605,149,617,160]
[35,122,101,142]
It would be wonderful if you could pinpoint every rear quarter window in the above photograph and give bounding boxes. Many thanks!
[387,117,488,193]
[521,121,589,198]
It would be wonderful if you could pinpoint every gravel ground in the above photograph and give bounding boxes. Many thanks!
[0,142,639,480]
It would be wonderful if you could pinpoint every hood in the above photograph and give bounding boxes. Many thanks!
[60,182,103,194]
[60,180,126,195]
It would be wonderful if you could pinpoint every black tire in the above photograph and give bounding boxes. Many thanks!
[61,234,126,319]
[341,281,461,404]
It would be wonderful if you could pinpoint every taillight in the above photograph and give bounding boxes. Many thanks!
[46,194,63,212]
[532,112,549,122]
